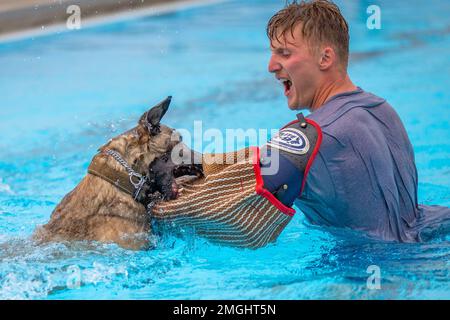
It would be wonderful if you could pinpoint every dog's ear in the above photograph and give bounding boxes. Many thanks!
[140,96,171,135]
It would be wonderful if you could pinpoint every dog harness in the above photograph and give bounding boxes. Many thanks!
[152,114,322,249]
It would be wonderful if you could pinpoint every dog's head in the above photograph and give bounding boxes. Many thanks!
[98,96,202,203]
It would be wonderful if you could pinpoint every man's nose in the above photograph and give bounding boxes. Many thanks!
[268,55,281,73]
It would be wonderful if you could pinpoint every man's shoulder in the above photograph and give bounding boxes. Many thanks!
[307,88,389,128]
[308,89,405,152]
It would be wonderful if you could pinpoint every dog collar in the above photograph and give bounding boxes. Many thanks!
[87,149,149,202]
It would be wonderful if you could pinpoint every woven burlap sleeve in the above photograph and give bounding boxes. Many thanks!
[152,147,294,249]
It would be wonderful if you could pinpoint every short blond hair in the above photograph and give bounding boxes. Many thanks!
[267,0,350,70]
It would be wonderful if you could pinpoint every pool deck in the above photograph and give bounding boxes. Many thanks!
[0,0,220,42]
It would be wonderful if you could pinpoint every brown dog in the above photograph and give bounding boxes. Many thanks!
[33,97,201,250]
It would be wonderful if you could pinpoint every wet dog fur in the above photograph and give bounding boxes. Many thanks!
[33,98,201,250]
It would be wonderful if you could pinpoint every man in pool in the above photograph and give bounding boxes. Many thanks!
[262,0,450,242]
[153,0,450,245]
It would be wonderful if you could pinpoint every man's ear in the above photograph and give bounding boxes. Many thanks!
[140,96,172,135]
[318,47,335,71]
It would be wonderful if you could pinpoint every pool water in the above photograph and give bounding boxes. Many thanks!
[0,0,449,299]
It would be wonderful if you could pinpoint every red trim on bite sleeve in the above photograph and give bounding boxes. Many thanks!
[278,118,323,197]
[250,146,296,216]
[299,118,322,196]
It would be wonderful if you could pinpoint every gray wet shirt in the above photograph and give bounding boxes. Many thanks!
[295,87,450,242]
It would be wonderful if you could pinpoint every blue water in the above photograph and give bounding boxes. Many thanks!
[1,0,449,299]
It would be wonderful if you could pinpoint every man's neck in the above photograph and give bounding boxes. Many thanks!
[310,74,357,111]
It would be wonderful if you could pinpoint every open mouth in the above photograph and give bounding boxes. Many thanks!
[173,163,203,179]
[147,143,204,201]
[170,164,203,199]
[280,78,292,96]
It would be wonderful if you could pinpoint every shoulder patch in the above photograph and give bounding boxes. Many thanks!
[267,127,310,155]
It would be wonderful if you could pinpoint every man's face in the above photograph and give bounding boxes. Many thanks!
[268,25,320,110]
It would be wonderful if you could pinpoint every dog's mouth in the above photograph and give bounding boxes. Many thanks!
[170,163,203,199]
[147,146,203,202]
[173,163,203,178]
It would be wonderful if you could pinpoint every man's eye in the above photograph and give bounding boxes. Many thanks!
[279,50,290,57]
